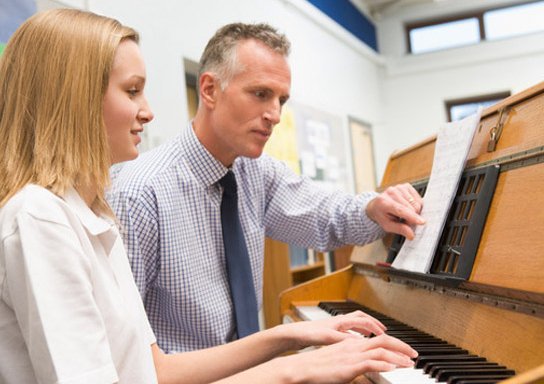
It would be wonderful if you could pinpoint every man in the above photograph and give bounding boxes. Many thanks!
[109,22,424,353]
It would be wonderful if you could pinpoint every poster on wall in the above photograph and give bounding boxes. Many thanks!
[263,104,301,176]
[265,100,351,194]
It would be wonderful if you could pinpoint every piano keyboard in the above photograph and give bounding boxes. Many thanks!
[295,301,515,384]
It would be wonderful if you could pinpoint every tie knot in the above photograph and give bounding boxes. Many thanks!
[219,171,237,196]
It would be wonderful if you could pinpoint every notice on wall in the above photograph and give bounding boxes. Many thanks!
[265,101,351,193]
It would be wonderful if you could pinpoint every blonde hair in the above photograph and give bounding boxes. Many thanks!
[0,9,138,214]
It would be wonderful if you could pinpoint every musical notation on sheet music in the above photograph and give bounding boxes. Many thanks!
[393,109,482,273]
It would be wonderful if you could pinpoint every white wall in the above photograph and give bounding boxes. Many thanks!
[67,0,383,192]
[34,0,544,185]
[375,0,544,179]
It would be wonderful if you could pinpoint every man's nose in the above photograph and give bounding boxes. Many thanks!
[264,100,281,125]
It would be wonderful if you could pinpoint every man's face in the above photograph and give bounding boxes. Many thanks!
[205,39,291,166]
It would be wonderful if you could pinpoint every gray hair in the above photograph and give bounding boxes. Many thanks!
[198,22,291,90]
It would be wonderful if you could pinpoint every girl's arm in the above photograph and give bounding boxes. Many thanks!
[151,311,416,384]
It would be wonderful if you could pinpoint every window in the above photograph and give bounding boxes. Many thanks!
[445,91,510,122]
[406,1,544,54]
[410,18,481,54]
[485,1,544,40]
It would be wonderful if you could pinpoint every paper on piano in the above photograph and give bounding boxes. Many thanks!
[392,109,482,273]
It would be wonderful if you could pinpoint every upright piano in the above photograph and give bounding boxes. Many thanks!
[279,81,544,384]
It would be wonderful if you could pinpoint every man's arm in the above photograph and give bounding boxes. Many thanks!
[109,187,160,297]
[260,156,423,251]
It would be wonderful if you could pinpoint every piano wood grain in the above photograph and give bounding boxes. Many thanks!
[280,81,544,384]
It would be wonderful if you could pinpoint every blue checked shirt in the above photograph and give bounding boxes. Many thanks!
[108,123,385,353]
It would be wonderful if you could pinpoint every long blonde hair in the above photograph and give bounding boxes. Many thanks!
[0,9,138,214]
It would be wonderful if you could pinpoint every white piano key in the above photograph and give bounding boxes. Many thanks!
[367,367,438,384]
[295,305,332,321]
[295,305,364,339]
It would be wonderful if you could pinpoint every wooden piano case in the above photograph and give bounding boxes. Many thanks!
[280,82,544,383]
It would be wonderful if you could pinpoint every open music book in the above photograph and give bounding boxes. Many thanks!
[392,109,482,273]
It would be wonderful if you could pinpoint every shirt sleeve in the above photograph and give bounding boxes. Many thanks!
[261,156,385,251]
[108,187,160,299]
[3,212,118,384]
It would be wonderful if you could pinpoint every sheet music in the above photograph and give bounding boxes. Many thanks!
[392,109,482,273]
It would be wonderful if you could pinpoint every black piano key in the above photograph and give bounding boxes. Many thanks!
[388,334,433,340]
[415,346,465,354]
[448,374,515,384]
[417,354,485,369]
[401,338,449,344]
[383,324,417,330]
[430,364,503,378]
[416,347,468,356]
[388,334,434,340]
[409,343,453,349]
[397,333,443,339]
[403,339,449,345]
[386,330,429,335]
[455,380,507,384]
[439,368,515,382]
[424,361,497,374]
[386,332,436,339]
[319,301,360,312]
[374,319,411,325]
[331,309,353,315]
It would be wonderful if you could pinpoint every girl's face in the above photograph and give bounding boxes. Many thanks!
[103,39,153,164]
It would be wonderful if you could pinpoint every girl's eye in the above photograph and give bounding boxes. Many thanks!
[128,89,139,96]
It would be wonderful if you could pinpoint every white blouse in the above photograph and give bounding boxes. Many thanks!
[0,185,157,384]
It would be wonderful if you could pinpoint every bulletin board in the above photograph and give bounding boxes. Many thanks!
[265,101,351,193]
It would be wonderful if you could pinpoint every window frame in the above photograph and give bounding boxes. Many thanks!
[405,0,543,54]
[444,91,511,122]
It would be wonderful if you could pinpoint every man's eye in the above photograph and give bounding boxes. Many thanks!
[255,91,267,98]
[128,89,139,96]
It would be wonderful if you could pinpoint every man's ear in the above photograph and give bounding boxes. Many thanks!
[199,72,218,109]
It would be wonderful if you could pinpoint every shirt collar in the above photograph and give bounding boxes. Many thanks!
[63,187,118,254]
[179,122,229,187]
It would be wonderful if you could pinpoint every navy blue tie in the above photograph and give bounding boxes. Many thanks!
[219,171,259,338]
